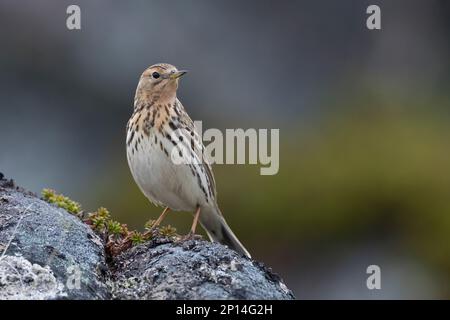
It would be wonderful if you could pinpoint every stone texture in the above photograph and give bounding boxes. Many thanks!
[0,173,294,300]
[0,176,110,299]
[110,238,294,300]
[0,255,66,300]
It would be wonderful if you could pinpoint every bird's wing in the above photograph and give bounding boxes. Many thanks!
[175,100,218,201]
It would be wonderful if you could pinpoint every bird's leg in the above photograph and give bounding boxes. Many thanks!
[189,206,201,235]
[143,207,170,238]
[179,206,202,241]
[153,207,171,228]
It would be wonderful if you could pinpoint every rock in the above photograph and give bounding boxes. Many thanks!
[0,255,67,300]
[0,177,110,299]
[0,174,294,300]
[110,239,294,300]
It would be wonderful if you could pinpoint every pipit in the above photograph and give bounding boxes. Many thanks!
[126,63,251,258]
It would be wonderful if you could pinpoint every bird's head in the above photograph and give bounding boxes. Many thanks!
[136,63,187,104]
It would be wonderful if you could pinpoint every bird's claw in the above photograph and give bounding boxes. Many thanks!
[178,232,203,242]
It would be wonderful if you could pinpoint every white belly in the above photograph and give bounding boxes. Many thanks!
[127,131,206,212]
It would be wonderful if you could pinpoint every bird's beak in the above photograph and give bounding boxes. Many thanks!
[170,70,188,79]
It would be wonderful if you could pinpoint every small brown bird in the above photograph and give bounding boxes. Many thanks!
[126,63,251,258]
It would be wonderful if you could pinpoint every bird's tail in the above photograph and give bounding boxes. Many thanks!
[199,206,251,258]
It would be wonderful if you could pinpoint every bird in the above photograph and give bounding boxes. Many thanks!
[126,63,251,258]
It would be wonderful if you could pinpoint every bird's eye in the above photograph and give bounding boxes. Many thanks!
[152,72,160,79]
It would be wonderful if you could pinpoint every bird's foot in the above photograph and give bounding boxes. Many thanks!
[142,229,156,239]
[178,232,203,242]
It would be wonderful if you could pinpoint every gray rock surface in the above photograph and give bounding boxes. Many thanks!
[0,176,110,299]
[110,239,294,299]
[0,255,67,299]
[0,173,294,300]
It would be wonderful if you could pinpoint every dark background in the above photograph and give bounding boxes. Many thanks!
[1,0,450,298]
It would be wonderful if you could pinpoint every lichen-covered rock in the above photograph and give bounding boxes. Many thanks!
[0,255,67,300]
[110,239,295,300]
[0,177,110,299]
[0,174,294,300]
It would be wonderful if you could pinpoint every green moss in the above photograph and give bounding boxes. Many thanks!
[129,231,145,245]
[159,225,177,237]
[89,207,111,231]
[41,188,81,215]
[41,188,178,256]
[120,224,130,237]
[107,220,124,236]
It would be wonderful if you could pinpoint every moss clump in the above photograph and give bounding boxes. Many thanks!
[107,220,124,236]
[41,188,178,257]
[159,225,177,238]
[129,231,145,245]
[42,189,81,215]
[89,207,111,231]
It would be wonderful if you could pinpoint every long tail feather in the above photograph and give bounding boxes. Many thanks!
[199,207,251,258]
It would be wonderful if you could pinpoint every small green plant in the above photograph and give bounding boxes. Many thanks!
[159,225,177,237]
[107,220,124,236]
[120,223,130,236]
[41,188,81,215]
[41,188,180,256]
[89,207,111,231]
[129,231,145,245]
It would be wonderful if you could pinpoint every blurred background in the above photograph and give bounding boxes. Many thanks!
[1,0,450,299]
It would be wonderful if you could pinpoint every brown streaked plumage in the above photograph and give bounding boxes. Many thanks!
[126,63,251,258]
